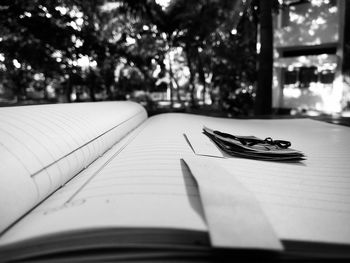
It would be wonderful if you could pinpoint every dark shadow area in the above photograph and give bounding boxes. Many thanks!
[180,159,205,221]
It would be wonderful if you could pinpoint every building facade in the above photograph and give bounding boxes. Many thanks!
[272,0,348,114]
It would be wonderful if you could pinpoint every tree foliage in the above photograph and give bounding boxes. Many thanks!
[0,0,257,114]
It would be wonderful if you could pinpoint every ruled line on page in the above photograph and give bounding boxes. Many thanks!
[71,191,200,200]
[0,104,145,177]
[64,119,147,203]
[0,104,145,202]
[63,122,198,203]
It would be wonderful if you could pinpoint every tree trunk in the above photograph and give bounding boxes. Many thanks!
[43,72,49,100]
[254,0,273,115]
[66,75,72,102]
[87,69,96,102]
[185,45,197,108]
[167,55,181,102]
[105,63,115,100]
[16,70,27,102]
[196,48,206,103]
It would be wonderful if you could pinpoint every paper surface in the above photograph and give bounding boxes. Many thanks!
[1,113,350,251]
[182,158,283,250]
[184,133,225,158]
[0,101,147,233]
[0,115,208,247]
[206,118,350,245]
[185,117,350,245]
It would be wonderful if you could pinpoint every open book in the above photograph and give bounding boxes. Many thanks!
[1,101,350,261]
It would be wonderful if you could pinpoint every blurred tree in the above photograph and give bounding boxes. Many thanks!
[113,0,252,109]
[206,2,257,112]
[0,0,93,101]
[167,0,252,108]
[0,0,256,114]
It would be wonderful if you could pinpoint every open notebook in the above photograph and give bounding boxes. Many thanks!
[0,101,350,261]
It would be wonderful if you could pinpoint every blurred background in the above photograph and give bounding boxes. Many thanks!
[0,0,349,119]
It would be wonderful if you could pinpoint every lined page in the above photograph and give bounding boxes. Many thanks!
[0,114,208,246]
[0,101,147,233]
[201,118,350,244]
[1,114,349,248]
